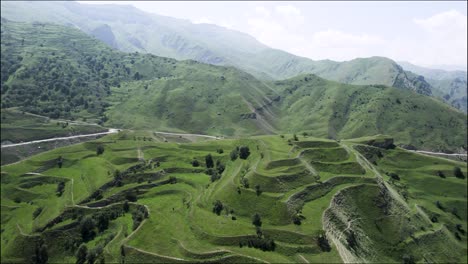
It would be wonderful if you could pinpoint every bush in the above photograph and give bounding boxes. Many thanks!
[80,216,96,242]
[317,233,331,252]
[436,170,446,178]
[191,159,200,167]
[230,149,238,161]
[205,154,214,168]
[75,244,88,264]
[241,177,249,188]
[125,192,138,202]
[32,207,43,219]
[239,146,250,159]
[255,185,262,196]
[217,148,224,154]
[96,145,104,155]
[56,181,65,197]
[454,167,465,179]
[389,172,400,181]
[213,200,224,215]
[252,213,262,227]
[57,156,63,168]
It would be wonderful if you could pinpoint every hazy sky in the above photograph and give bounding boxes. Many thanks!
[79,1,467,69]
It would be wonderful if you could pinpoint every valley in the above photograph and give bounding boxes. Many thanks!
[1,2,467,263]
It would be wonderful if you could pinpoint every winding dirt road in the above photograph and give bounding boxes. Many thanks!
[1,128,120,148]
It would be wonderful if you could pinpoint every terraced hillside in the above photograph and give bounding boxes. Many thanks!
[1,132,466,263]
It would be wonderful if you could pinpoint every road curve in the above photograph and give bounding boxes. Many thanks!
[1,128,119,148]
[407,150,467,157]
[153,131,221,139]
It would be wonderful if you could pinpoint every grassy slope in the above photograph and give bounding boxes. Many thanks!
[270,74,467,152]
[1,20,466,152]
[1,133,466,263]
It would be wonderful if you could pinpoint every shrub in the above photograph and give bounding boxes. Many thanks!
[239,146,250,159]
[213,200,224,215]
[241,177,249,188]
[32,207,43,219]
[389,172,400,181]
[56,181,65,197]
[57,156,63,168]
[191,159,200,167]
[205,154,214,168]
[454,167,465,179]
[252,213,262,227]
[217,148,224,154]
[436,170,446,178]
[293,134,298,141]
[80,216,96,242]
[125,192,138,202]
[96,145,104,155]
[230,149,239,161]
[75,244,88,264]
[255,185,262,196]
[317,233,331,252]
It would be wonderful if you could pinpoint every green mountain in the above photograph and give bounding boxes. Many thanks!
[0,1,433,96]
[1,132,466,263]
[2,20,466,152]
[399,61,467,112]
[0,19,277,136]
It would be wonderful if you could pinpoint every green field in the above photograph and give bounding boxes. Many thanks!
[1,132,466,263]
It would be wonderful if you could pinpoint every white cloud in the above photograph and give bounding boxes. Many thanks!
[411,10,467,66]
[275,5,301,16]
[414,10,467,33]
[311,30,384,48]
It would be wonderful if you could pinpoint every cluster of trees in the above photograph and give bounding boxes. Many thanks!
[31,240,48,264]
[204,154,225,182]
[230,146,250,161]
[1,21,181,121]
[132,206,149,230]
[75,244,104,264]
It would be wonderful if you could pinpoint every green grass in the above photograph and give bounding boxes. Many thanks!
[1,132,466,263]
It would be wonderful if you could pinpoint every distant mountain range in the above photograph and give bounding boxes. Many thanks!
[0,1,443,97]
[1,19,466,151]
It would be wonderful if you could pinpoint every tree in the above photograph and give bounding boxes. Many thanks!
[389,172,400,181]
[436,170,446,178]
[454,167,465,179]
[125,191,137,202]
[133,72,141,80]
[241,177,249,188]
[57,156,63,168]
[252,213,262,227]
[80,216,96,242]
[32,242,48,264]
[56,181,65,197]
[191,159,200,167]
[230,149,238,161]
[96,213,109,232]
[239,146,250,159]
[317,233,331,252]
[123,201,130,213]
[75,244,88,264]
[213,200,224,215]
[205,154,214,168]
[255,185,262,196]
[96,145,104,155]
[293,134,298,141]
